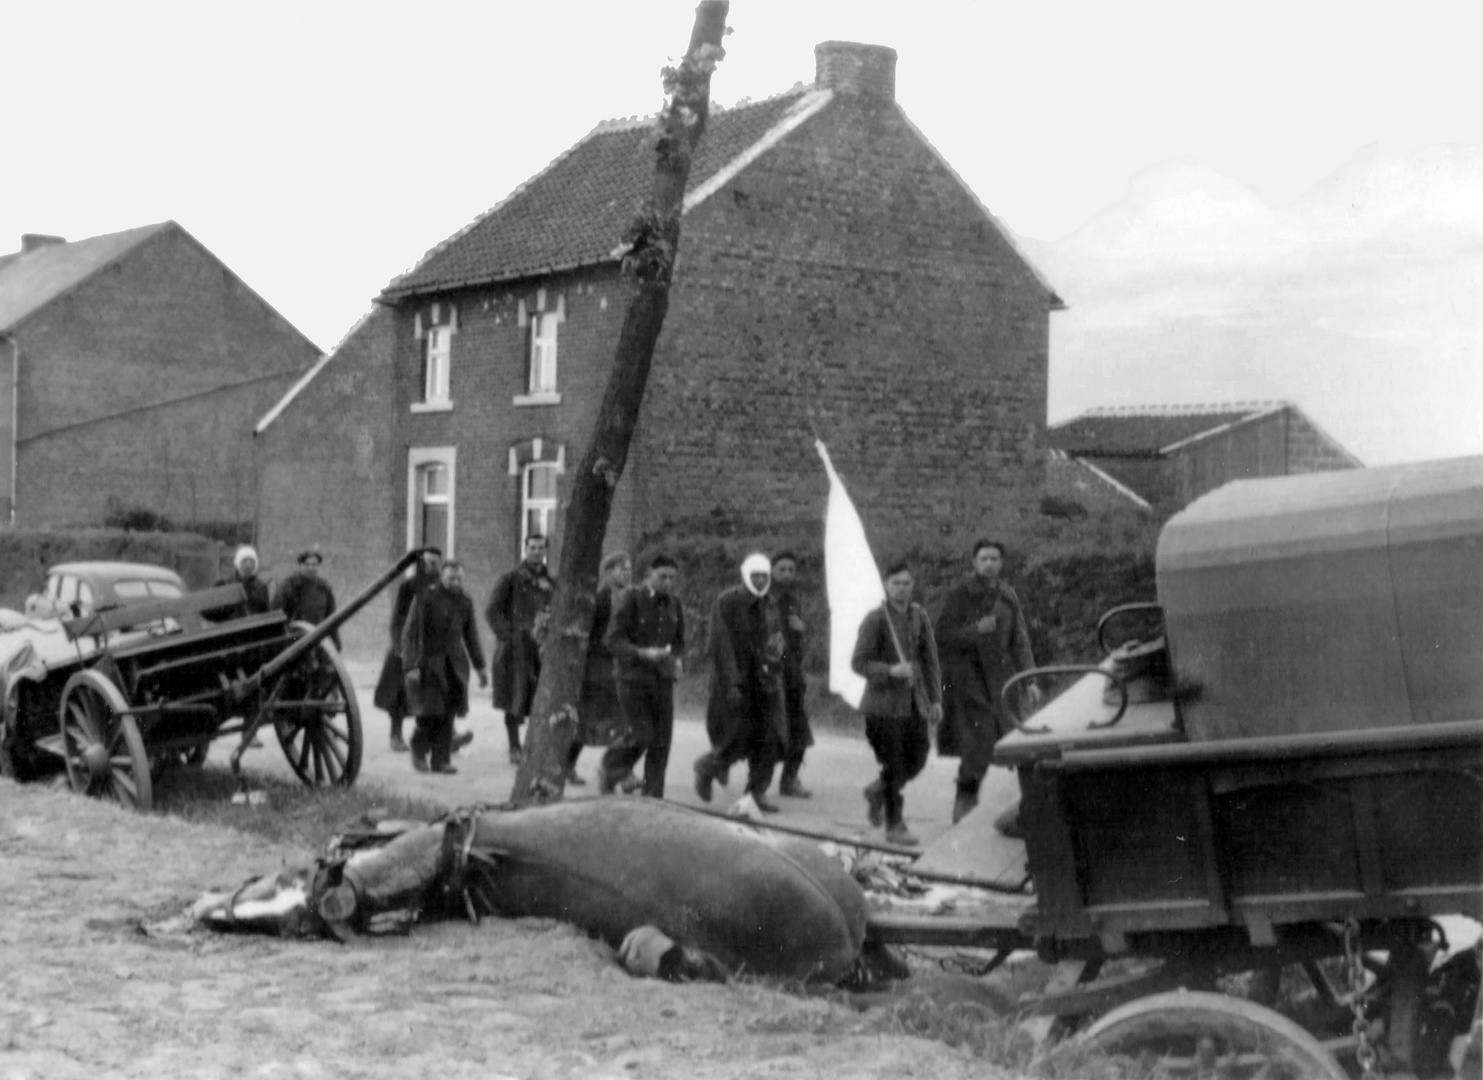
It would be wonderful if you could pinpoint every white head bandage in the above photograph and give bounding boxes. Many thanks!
[234,545,259,574]
[740,553,771,597]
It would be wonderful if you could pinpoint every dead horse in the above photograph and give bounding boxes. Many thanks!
[196,797,869,985]
[448,798,869,984]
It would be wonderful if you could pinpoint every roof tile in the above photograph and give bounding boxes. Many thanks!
[1048,403,1286,456]
[0,223,168,332]
[381,89,814,299]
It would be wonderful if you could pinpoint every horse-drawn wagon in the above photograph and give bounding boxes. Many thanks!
[867,455,1483,1078]
[0,551,423,811]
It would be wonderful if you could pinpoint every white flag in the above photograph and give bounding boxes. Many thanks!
[815,440,884,709]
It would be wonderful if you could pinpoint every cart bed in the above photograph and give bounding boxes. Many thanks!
[909,765,1029,892]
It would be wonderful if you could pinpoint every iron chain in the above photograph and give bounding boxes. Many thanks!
[1344,918,1381,1080]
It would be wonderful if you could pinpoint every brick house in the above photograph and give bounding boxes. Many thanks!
[0,223,319,531]
[1047,402,1362,514]
[255,41,1062,652]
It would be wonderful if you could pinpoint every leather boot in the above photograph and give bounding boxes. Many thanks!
[993,801,1024,839]
[693,759,715,803]
[885,821,919,846]
[863,780,885,828]
[751,792,782,815]
[952,792,978,825]
[779,772,813,799]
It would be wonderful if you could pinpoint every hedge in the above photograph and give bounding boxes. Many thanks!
[0,529,224,612]
[633,505,1162,684]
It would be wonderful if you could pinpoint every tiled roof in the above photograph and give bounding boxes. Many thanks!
[1048,403,1288,457]
[1046,448,1152,510]
[381,89,822,299]
[0,223,169,332]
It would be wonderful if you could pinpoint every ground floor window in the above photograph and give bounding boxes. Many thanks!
[407,447,456,556]
[522,462,558,549]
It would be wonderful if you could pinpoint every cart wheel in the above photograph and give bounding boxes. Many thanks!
[1079,990,1347,1079]
[59,670,153,811]
[263,629,361,788]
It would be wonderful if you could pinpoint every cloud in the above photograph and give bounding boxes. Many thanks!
[1028,147,1483,465]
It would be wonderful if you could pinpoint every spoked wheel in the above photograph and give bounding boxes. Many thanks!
[1080,990,1348,1080]
[261,629,361,788]
[59,670,152,811]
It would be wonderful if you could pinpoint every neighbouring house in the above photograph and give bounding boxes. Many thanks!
[0,223,319,534]
[1047,402,1362,514]
[255,41,1063,653]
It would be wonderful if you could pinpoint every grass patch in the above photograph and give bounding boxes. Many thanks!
[149,763,448,849]
[865,986,1156,1078]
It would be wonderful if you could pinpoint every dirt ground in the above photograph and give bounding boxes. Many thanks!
[0,778,1021,1080]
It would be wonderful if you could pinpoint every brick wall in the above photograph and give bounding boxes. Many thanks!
[379,269,640,657]
[1171,412,1290,506]
[256,308,400,658]
[11,224,317,529]
[284,82,1058,645]
[1286,408,1359,472]
[1045,454,1151,515]
[634,91,1053,549]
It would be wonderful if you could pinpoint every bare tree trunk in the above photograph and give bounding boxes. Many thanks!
[511,1,729,803]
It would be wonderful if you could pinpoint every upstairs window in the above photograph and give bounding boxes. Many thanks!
[423,326,452,404]
[515,289,564,405]
[528,312,559,395]
[413,304,456,412]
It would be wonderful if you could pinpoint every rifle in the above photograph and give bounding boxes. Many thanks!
[880,601,936,720]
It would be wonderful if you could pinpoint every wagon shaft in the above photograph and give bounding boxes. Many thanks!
[3,550,430,811]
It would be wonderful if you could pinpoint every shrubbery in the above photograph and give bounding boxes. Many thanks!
[103,498,253,547]
[635,505,1162,682]
[0,528,223,611]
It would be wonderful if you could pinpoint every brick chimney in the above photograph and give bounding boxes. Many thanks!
[21,234,66,253]
[814,41,897,101]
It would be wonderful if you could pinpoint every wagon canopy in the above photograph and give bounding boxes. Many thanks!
[1157,454,1483,740]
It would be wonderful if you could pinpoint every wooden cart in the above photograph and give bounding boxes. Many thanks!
[0,551,424,811]
[865,458,1483,1078]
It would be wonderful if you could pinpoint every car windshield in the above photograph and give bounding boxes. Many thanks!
[113,580,182,601]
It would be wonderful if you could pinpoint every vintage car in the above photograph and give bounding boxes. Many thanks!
[23,561,187,621]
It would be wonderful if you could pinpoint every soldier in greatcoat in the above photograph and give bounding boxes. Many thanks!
[402,560,488,774]
[693,553,787,814]
[599,554,684,798]
[569,551,632,786]
[373,547,442,752]
[275,548,341,650]
[935,539,1040,830]
[486,534,554,765]
[769,549,815,799]
[852,559,943,847]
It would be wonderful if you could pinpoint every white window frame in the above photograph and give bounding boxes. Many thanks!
[407,446,457,557]
[513,290,563,406]
[520,462,559,552]
[528,311,558,395]
[414,325,453,411]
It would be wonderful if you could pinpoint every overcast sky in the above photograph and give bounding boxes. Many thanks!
[4,0,1479,465]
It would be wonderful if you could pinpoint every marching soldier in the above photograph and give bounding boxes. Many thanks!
[275,547,340,650]
[486,534,554,764]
